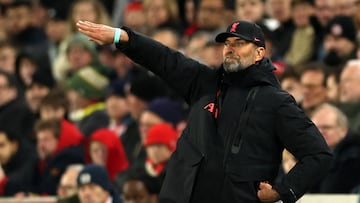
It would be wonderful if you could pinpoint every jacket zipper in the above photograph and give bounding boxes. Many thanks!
[231,86,260,154]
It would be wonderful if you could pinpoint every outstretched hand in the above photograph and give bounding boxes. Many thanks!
[257,182,280,202]
[76,21,128,45]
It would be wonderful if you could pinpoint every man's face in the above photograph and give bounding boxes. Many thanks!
[40,106,65,121]
[144,0,170,28]
[126,93,147,121]
[311,107,346,148]
[281,77,302,103]
[67,44,93,72]
[0,133,18,165]
[333,0,355,16]
[57,169,79,199]
[36,129,58,160]
[267,0,292,23]
[46,20,67,43]
[315,0,335,27]
[72,1,97,25]
[197,0,224,30]
[0,46,17,74]
[139,111,164,144]
[145,144,172,164]
[324,35,355,58]
[4,5,31,34]
[0,74,16,107]
[26,83,50,112]
[89,141,107,167]
[340,64,360,103]
[222,37,258,72]
[105,95,129,121]
[122,180,154,203]
[66,89,88,112]
[236,0,265,22]
[78,183,109,203]
[300,70,327,111]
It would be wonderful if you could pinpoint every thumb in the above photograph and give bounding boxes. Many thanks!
[259,182,272,190]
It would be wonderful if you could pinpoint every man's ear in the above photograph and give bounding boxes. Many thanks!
[255,47,266,62]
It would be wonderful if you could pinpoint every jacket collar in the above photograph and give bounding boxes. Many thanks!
[218,57,281,88]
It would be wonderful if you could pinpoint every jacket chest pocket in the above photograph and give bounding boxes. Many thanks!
[160,137,204,203]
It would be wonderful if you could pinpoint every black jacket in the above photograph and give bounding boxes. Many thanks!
[116,28,333,203]
[30,145,85,195]
[2,142,37,196]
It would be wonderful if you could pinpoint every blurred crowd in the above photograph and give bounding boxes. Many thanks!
[0,0,360,202]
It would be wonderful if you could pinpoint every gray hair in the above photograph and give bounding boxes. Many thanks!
[311,103,348,128]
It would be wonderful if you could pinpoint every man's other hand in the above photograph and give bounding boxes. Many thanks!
[257,182,281,202]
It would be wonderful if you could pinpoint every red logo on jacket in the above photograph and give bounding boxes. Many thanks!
[204,102,219,118]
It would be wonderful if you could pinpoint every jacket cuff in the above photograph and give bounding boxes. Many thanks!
[115,26,133,49]
[272,183,298,203]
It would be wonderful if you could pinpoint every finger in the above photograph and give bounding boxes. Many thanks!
[76,21,90,30]
[257,190,265,201]
[259,182,265,189]
[83,20,97,26]
[77,24,96,34]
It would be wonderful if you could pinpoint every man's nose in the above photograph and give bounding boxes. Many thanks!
[224,46,234,54]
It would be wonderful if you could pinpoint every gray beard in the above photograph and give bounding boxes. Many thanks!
[223,58,254,72]
[223,61,247,72]
[223,52,256,72]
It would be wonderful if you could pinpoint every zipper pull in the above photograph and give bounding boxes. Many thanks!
[231,144,240,153]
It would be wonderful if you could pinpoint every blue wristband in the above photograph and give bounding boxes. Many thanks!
[113,28,121,44]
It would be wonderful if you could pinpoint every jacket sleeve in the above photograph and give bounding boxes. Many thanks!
[273,95,333,203]
[115,27,217,104]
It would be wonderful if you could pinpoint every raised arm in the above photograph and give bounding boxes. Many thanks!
[76,21,216,104]
[76,21,128,45]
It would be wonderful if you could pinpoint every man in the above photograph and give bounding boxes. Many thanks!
[124,74,169,163]
[314,0,335,28]
[310,103,360,193]
[105,80,139,165]
[57,164,84,202]
[3,1,48,61]
[313,0,335,60]
[0,42,18,74]
[266,0,295,59]
[323,15,357,67]
[299,63,328,115]
[0,70,34,145]
[66,65,110,137]
[333,0,356,16]
[25,69,55,115]
[77,20,332,203]
[195,0,226,31]
[0,128,37,196]
[279,68,303,104]
[77,164,122,203]
[338,59,360,134]
[31,119,84,195]
[139,97,183,137]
